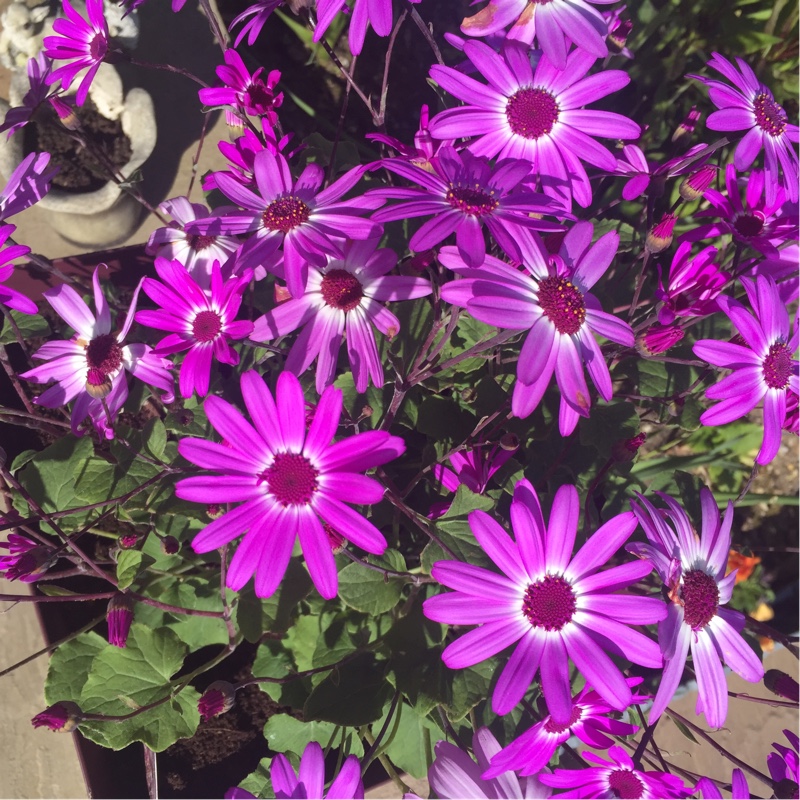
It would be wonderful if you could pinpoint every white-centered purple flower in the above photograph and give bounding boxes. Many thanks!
[187,150,383,298]
[0,224,36,314]
[688,53,799,204]
[440,222,635,436]
[135,258,254,399]
[21,267,174,439]
[176,370,405,599]
[628,489,765,728]
[693,275,798,465]
[251,238,431,393]
[423,478,665,724]
[428,42,640,207]
[370,146,564,267]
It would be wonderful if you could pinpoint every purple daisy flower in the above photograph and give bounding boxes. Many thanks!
[0,224,37,314]
[628,489,765,728]
[695,769,750,799]
[0,152,57,222]
[428,42,640,207]
[654,241,727,325]
[370,146,564,267]
[440,222,635,435]
[187,150,383,298]
[43,0,112,107]
[484,678,645,778]
[460,0,611,69]
[689,53,799,204]
[693,275,798,465]
[680,164,798,259]
[229,0,284,47]
[21,267,174,439]
[251,238,431,394]
[135,258,254,399]
[314,0,419,56]
[146,197,241,289]
[768,729,799,799]
[427,727,551,799]
[423,478,665,723]
[271,742,364,799]
[198,49,283,122]
[0,53,55,138]
[539,745,691,798]
[176,370,405,599]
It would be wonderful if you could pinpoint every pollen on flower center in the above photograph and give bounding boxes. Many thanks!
[85,333,123,376]
[753,93,787,136]
[320,268,363,312]
[732,211,766,239]
[185,233,218,251]
[262,196,311,233]
[88,32,108,61]
[192,310,223,343]
[607,768,645,799]
[680,568,719,629]
[522,574,577,631]
[537,276,586,335]
[543,704,582,734]
[762,342,792,389]
[506,87,560,139]
[263,452,319,506]
[445,184,499,217]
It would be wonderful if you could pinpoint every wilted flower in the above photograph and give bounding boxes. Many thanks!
[764,669,799,703]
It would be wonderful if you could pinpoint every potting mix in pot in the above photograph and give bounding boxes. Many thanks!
[0,0,797,797]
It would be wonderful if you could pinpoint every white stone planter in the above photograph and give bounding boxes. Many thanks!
[0,63,156,248]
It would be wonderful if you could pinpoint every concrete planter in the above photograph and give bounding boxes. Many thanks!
[0,63,156,248]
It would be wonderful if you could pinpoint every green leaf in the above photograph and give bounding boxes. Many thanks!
[78,624,200,751]
[665,711,699,744]
[0,309,49,344]
[311,615,359,669]
[238,757,273,798]
[338,549,406,615]
[445,661,495,722]
[304,653,392,727]
[263,713,363,757]
[578,402,640,459]
[9,449,37,473]
[377,702,439,779]
[44,631,107,705]
[116,549,155,590]
[417,396,475,443]
[155,579,230,650]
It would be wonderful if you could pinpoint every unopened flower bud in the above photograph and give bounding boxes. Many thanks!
[206,504,224,519]
[32,701,82,732]
[645,213,677,254]
[679,165,716,202]
[764,669,799,702]
[672,106,701,146]
[106,594,135,647]
[636,323,685,356]
[199,681,237,721]
[161,535,180,555]
[118,532,139,549]
[612,432,646,462]
[85,368,113,399]
[49,96,81,130]
[608,18,632,53]
[499,432,519,451]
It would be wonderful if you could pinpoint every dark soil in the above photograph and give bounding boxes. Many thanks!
[24,100,132,193]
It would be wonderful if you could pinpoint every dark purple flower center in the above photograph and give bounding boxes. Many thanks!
[86,333,123,377]
[762,342,792,389]
[775,779,799,800]
[522,574,577,631]
[445,184,499,217]
[506,88,560,139]
[320,268,363,312]
[185,233,218,251]
[88,33,108,62]
[263,452,318,506]
[543,704,582,734]
[608,769,645,799]
[192,310,223,343]
[753,93,787,136]
[538,276,586,335]
[732,211,766,239]
[680,568,719,629]
[262,196,310,233]
[245,81,274,111]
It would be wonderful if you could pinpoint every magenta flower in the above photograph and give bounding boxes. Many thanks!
[485,679,645,778]
[680,164,798,258]
[689,53,799,204]
[271,742,364,799]
[0,152,57,222]
[428,42,640,207]
[314,0,419,56]
[628,489,765,728]
[136,258,254,399]
[21,267,174,439]
[0,224,36,314]
[176,370,405,599]
[106,594,134,647]
[440,223,635,435]
[366,105,449,172]
[614,142,712,202]
[146,197,240,289]
[370,146,563,267]
[0,533,54,582]
[460,0,610,69]
[188,150,383,298]
[539,745,691,798]
[654,241,727,325]
[198,50,283,122]
[229,0,284,47]
[0,53,55,138]
[768,730,799,798]
[43,0,112,106]
[423,478,665,723]
[251,238,431,393]
[694,275,798,465]
[695,769,750,799]
[31,702,82,732]
[428,727,551,799]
